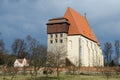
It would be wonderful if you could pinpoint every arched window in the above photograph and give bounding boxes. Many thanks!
[69,40,72,49]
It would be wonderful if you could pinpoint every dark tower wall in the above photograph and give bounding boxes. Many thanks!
[47,17,70,34]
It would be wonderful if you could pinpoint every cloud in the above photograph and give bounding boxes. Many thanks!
[0,0,120,51]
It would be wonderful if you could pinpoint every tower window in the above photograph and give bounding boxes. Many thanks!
[55,39,58,43]
[60,39,63,43]
[55,34,57,38]
[50,34,53,38]
[50,40,53,44]
[60,34,63,37]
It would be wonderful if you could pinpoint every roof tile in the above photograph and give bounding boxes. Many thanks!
[64,7,100,45]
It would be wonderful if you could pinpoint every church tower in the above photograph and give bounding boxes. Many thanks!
[47,7,104,67]
[47,17,69,52]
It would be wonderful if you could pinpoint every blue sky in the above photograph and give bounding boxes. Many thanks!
[0,0,120,52]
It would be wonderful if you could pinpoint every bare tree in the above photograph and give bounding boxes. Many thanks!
[103,42,112,80]
[103,42,112,67]
[12,38,27,58]
[29,44,47,80]
[0,39,5,53]
[26,35,47,80]
[26,35,37,58]
[47,46,66,79]
[0,39,5,65]
[114,40,120,66]
[3,55,17,80]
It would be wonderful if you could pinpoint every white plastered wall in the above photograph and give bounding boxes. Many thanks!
[67,35,104,67]
[47,33,67,53]
[47,33,104,67]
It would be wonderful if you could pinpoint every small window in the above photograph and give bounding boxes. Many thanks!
[50,34,53,38]
[55,39,58,43]
[55,34,57,38]
[60,39,63,43]
[50,40,53,44]
[60,34,63,37]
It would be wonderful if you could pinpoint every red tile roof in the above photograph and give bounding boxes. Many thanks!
[64,7,100,45]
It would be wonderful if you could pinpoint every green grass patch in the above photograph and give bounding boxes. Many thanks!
[0,74,119,80]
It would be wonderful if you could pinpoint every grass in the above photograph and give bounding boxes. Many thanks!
[0,74,119,80]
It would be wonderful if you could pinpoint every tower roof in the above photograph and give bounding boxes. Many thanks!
[64,7,100,45]
[47,17,69,34]
[47,17,70,25]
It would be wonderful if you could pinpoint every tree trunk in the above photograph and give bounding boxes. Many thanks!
[57,67,60,80]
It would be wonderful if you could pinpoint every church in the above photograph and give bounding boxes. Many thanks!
[46,7,104,67]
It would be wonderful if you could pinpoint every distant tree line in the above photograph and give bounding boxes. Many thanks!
[103,40,120,67]
[0,33,47,65]
[0,31,120,67]
[0,32,67,80]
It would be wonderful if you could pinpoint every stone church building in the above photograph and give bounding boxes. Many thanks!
[47,7,104,67]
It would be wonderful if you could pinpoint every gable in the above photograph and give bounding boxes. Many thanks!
[64,7,100,45]
[14,58,29,67]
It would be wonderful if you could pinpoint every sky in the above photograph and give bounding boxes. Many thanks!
[0,0,120,52]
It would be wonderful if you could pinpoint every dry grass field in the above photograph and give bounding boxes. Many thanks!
[0,74,119,80]
[0,67,119,80]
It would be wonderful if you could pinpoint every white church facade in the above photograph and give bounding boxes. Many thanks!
[47,7,104,67]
